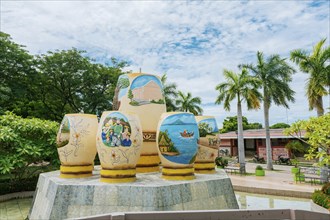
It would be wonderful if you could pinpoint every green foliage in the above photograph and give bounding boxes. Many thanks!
[285,140,305,158]
[312,190,330,210]
[176,91,203,115]
[290,38,330,116]
[270,123,290,129]
[161,74,178,112]
[255,165,264,170]
[284,114,330,165]
[0,32,38,117]
[198,122,213,137]
[0,112,59,183]
[220,116,262,133]
[0,31,128,121]
[150,99,165,104]
[128,89,134,100]
[322,182,330,195]
[291,158,299,168]
[215,156,228,168]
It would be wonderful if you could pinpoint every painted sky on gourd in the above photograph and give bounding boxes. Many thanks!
[1,0,329,127]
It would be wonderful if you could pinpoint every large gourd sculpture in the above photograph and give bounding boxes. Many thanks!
[157,112,199,180]
[113,73,166,172]
[96,111,143,183]
[56,114,98,178]
[194,116,220,173]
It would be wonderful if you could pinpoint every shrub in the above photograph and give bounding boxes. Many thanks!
[322,182,330,195]
[0,112,59,187]
[255,165,264,170]
[312,190,330,210]
[215,156,228,168]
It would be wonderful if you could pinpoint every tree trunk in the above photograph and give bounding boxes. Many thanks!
[264,100,273,170]
[316,95,324,117]
[237,100,246,174]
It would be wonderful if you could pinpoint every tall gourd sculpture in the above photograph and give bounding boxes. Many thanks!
[194,116,220,173]
[113,73,166,172]
[56,114,98,178]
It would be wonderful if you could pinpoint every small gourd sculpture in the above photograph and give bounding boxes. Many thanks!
[96,111,143,183]
[194,116,220,173]
[113,73,166,172]
[56,114,98,178]
[157,112,199,180]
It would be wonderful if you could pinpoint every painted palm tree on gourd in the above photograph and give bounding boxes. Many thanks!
[241,52,296,170]
[161,74,179,112]
[290,38,330,117]
[175,91,203,116]
[215,69,262,174]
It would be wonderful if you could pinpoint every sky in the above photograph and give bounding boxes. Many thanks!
[1,0,329,128]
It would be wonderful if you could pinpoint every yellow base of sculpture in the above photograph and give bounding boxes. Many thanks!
[59,165,93,178]
[161,167,195,180]
[136,155,160,173]
[194,162,216,174]
[100,169,136,183]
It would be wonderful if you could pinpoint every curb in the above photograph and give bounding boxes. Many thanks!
[233,185,312,199]
[0,191,34,202]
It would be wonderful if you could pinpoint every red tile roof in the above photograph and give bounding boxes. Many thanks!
[218,129,306,139]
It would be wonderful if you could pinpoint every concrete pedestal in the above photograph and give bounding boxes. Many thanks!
[29,168,238,219]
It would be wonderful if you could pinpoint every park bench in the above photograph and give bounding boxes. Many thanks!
[296,166,330,185]
[224,163,246,175]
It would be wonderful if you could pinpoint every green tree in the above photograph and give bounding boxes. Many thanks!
[270,123,290,129]
[175,91,203,115]
[220,116,262,133]
[285,140,305,158]
[36,49,125,121]
[215,69,262,173]
[161,74,178,112]
[290,38,330,117]
[0,112,59,188]
[128,89,134,101]
[0,32,38,116]
[284,114,330,165]
[242,52,296,170]
[113,75,130,110]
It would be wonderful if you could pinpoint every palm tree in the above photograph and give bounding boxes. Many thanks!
[175,91,203,115]
[215,68,262,173]
[161,74,178,111]
[290,38,330,117]
[241,52,296,170]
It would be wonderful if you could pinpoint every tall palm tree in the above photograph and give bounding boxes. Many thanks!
[242,52,296,170]
[215,68,262,173]
[290,38,330,117]
[161,74,178,112]
[176,91,203,115]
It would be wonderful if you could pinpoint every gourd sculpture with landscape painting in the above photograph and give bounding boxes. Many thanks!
[157,112,199,180]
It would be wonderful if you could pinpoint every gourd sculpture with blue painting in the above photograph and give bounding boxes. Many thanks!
[157,112,199,180]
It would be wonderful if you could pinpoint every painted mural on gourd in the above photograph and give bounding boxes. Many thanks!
[96,111,142,183]
[157,112,199,180]
[56,114,98,178]
[194,116,220,173]
[113,73,166,173]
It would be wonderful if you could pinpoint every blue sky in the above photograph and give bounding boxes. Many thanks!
[1,0,329,128]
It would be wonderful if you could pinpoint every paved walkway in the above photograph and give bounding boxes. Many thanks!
[227,162,322,198]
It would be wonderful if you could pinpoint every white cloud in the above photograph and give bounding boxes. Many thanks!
[1,0,329,127]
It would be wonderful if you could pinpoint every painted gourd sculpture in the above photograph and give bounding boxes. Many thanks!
[194,116,220,173]
[56,114,98,178]
[113,73,166,173]
[96,111,142,183]
[157,112,199,180]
